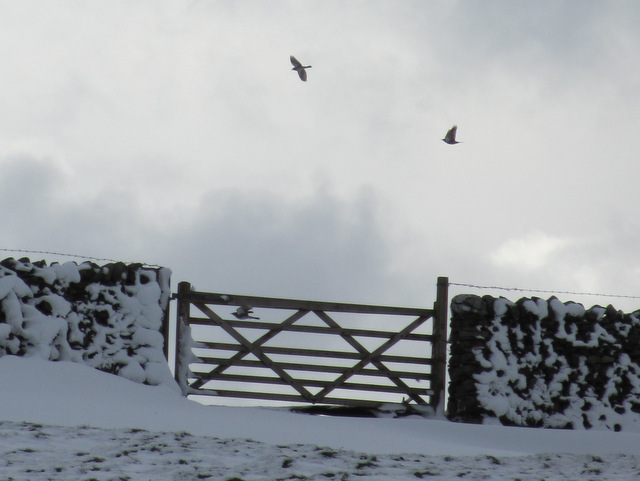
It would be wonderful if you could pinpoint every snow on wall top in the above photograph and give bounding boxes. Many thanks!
[0,257,176,389]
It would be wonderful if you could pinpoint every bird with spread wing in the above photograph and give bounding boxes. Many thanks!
[442,125,462,144]
[290,55,312,82]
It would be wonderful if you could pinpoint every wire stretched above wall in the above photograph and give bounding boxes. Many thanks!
[449,281,640,300]
[0,248,163,268]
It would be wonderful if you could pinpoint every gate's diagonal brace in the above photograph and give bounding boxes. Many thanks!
[191,302,315,402]
[190,308,309,389]
[311,313,430,404]
[314,311,429,405]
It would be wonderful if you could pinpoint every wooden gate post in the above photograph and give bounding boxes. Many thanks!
[175,281,192,396]
[161,288,171,361]
[431,276,449,415]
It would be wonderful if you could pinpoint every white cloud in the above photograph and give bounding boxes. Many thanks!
[491,232,572,271]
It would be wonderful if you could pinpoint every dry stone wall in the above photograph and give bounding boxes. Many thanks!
[448,294,640,431]
[0,257,175,387]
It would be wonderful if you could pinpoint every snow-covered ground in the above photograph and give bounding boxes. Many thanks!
[2,355,640,480]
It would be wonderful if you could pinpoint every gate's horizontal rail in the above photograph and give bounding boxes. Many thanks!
[188,316,433,341]
[195,341,434,364]
[192,357,432,380]
[177,291,434,317]
[188,388,398,408]
[191,372,431,394]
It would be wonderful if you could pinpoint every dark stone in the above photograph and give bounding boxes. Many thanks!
[111,262,127,282]
[0,257,17,268]
[78,264,100,283]
[553,398,571,412]
[452,295,485,313]
[64,283,89,303]
[35,300,53,316]
[94,309,111,327]
[125,267,138,286]
[586,355,601,365]
[567,353,580,368]
[605,304,620,317]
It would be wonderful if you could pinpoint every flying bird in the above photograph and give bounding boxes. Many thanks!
[442,125,461,144]
[290,55,312,82]
[232,306,260,320]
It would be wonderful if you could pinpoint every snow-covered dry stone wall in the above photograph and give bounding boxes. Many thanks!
[0,257,175,387]
[448,294,640,431]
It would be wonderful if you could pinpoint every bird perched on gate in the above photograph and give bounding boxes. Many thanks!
[442,125,461,144]
[233,306,260,320]
[290,55,312,82]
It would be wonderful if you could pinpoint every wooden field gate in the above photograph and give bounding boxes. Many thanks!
[174,277,449,411]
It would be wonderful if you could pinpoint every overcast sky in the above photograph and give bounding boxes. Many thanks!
[1,0,639,311]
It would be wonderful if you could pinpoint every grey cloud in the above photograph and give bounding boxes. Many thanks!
[156,186,410,304]
[432,2,640,105]
[0,154,156,259]
[0,155,64,229]
[0,153,438,307]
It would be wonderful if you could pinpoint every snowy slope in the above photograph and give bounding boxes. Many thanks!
[2,356,640,479]
[3,422,638,481]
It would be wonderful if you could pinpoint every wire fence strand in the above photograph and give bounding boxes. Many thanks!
[449,281,640,300]
[0,248,163,268]
[1,250,637,300]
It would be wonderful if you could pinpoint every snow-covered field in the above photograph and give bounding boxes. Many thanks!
[2,356,640,480]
